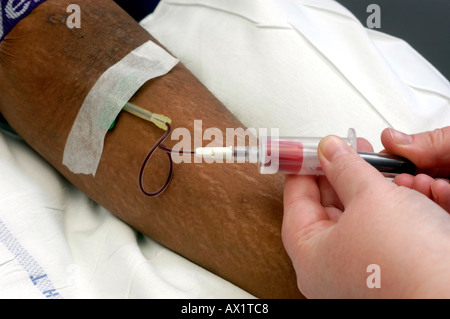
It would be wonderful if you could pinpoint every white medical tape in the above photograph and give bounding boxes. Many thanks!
[62,40,179,176]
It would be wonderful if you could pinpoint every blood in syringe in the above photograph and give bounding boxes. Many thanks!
[263,140,304,174]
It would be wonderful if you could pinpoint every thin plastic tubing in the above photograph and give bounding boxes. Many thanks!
[139,123,195,197]
[124,102,154,122]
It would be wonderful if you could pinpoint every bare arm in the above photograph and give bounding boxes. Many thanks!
[0,0,301,298]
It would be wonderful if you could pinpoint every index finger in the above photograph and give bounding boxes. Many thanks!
[381,127,450,177]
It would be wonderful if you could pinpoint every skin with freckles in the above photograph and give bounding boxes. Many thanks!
[0,0,301,298]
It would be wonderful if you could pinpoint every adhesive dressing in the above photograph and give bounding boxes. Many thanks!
[62,40,179,176]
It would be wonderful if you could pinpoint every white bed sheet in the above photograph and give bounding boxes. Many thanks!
[0,0,449,299]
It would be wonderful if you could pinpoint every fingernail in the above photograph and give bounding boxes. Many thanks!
[431,184,438,202]
[389,128,413,145]
[319,136,353,161]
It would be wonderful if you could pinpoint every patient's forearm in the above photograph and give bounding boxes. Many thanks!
[0,0,301,298]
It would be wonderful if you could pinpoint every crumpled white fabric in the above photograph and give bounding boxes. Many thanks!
[0,131,251,298]
[0,0,449,299]
[142,0,450,151]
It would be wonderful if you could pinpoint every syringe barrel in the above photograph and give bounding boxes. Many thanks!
[258,128,357,175]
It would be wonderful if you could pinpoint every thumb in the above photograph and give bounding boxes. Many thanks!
[381,127,450,177]
[318,136,388,208]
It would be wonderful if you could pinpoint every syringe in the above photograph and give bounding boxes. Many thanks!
[194,129,417,177]
[118,102,417,197]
